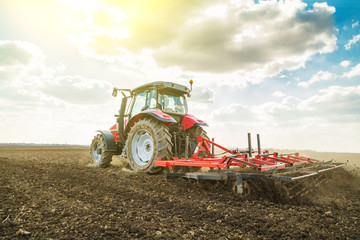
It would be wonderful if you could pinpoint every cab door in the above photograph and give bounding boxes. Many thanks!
[129,91,147,118]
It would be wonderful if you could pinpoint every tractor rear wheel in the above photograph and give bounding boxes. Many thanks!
[126,119,173,173]
[90,134,113,168]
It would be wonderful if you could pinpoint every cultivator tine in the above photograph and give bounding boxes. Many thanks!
[290,184,313,199]
[285,173,327,199]
[235,175,244,194]
[282,182,292,198]
[287,180,304,192]
[274,179,281,191]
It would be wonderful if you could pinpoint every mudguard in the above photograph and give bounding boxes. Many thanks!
[142,109,177,123]
[110,124,121,142]
[181,114,208,130]
[125,109,176,132]
[96,130,118,152]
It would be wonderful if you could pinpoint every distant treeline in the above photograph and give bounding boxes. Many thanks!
[0,143,89,147]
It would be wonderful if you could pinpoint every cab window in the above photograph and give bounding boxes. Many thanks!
[147,90,157,109]
[130,92,147,116]
[159,94,187,115]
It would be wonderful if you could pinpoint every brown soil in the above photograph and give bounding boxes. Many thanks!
[1,145,359,239]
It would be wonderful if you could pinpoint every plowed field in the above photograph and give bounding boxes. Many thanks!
[1,146,359,239]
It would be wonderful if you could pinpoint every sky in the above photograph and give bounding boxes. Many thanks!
[0,0,359,152]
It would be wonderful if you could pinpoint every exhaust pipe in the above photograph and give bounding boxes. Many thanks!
[118,95,127,143]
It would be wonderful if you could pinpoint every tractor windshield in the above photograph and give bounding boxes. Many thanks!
[159,94,187,115]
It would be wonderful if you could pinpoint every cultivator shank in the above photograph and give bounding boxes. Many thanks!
[155,134,345,195]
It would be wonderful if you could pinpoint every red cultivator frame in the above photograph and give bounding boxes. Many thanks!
[155,133,345,194]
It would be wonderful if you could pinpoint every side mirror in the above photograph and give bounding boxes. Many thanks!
[112,87,118,97]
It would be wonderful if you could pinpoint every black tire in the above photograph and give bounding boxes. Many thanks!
[126,118,173,173]
[90,134,113,168]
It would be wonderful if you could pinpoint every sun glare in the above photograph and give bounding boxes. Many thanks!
[205,5,228,18]
[60,0,130,51]
[58,0,99,12]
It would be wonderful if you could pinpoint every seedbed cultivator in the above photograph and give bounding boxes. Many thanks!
[155,133,345,198]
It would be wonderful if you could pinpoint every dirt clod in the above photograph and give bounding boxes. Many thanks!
[16,229,31,236]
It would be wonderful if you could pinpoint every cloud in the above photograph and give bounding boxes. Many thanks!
[0,85,41,106]
[209,83,357,136]
[352,20,359,28]
[42,76,112,105]
[272,91,286,98]
[298,71,336,87]
[297,86,360,122]
[0,39,119,144]
[0,40,61,108]
[342,63,360,78]
[0,40,113,106]
[154,1,336,74]
[61,0,337,82]
[340,60,351,67]
[267,85,360,122]
[213,85,360,129]
[0,41,33,66]
[206,86,360,152]
[0,40,51,85]
[254,96,303,124]
[190,87,215,103]
[345,34,360,50]
[211,103,257,122]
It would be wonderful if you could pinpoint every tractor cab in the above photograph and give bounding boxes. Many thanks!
[128,81,190,120]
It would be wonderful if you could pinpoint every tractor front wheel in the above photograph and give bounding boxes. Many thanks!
[126,119,173,173]
[90,134,113,168]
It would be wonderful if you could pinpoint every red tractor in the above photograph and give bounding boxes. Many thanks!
[91,81,346,195]
[90,81,208,173]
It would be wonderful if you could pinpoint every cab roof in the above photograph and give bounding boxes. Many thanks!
[132,81,190,96]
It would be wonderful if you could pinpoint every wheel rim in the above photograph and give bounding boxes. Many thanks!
[92,142,101,163]
[131,129,154,166]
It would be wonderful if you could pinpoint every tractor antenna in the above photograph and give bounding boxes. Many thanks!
[189,79,193,92]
